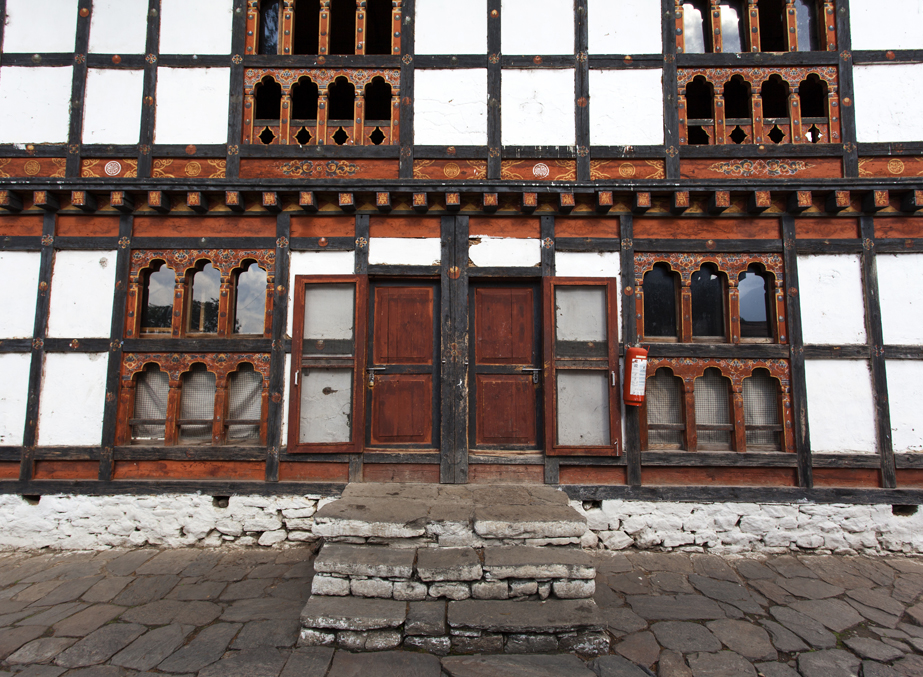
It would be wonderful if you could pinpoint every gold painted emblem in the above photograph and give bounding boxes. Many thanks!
[23,160,41,176]
[443,162,460,178]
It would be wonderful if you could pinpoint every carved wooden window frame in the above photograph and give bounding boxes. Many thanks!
[640,357,794,454]
[635,253,787,344]
[117,353,272,447]
[125,249,276,340]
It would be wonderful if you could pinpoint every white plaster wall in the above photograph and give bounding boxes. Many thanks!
[88,0,149,54]
[587,0,662,54]
[876,254,923,345]
[797,254,867,345]
[286,251,356,336]
[886,360,923,453]
[83,70,144,144]
[155,68,231,145]
[501,69,575,146]
[467,237,540,268]
[414,70,488,146]
[0,252,40,339]
[47,251,117,339]
[554,251,621,337]
[850,0,923,51]
[0,67,74,143]
[0,354,31,446]
[159,0,234,54]
[2,0,77,53]
[854,64,923,143]
[38,353,108,446]
[589,69,664,146]
[501,0,573,55]
[415,0,487,54]
[368,238,441,267]
[805,360,877,454]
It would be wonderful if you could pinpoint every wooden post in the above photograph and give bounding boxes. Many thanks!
[728,282,741,344]
[355,0,366,54]
[319,0,331,55]
[732,386,747,452]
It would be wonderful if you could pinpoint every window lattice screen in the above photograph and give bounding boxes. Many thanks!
[132,367,169,441]
[179,366,216,442]
[647,368,684,447]
[695,368,731,448]
[744,370,782,449]
[227,365,263,442]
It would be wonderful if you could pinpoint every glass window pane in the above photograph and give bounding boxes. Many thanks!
[179,365,215,442]
[234,263,268,335]
[744,370,782,449]
[259,0,280,54]
[304,284,355,355]
[189,264,220,334]
[647,368,684,448]
[643,265,678,338]
[228,364,263,442]
[695,368,731,448]
[141,265,174,333]
[795,0,819,51]
[719,1,744,53]
[683,2,706,53]
[132,366,168,441]
[300,368,353,443]
[739,269,772,338]
[691,266,724,337]
[556,371,610,446]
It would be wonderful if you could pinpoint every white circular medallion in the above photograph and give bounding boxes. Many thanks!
[533,163,550,179]
[104,161,122,176]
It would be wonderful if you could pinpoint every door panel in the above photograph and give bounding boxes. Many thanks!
[475,374,536,446]
[370,375,433,445]
[475,288,533,364]
[374,286,434,364]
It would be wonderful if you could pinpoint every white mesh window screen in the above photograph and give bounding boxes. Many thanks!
[227,364,263,442]
[743,369,782,449]
[646,368,684,448]
[179,365,216,442]
[695,368,732,449]
[132,366,169,441]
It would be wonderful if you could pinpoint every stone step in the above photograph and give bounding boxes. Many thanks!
[483,546,595,580]
[447,599,605,634]
[314,543,415,578]
[301,595,407,632]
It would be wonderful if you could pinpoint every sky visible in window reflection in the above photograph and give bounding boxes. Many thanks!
[235,263,267,334]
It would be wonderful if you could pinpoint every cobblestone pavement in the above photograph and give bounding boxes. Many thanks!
[0,547,921,676]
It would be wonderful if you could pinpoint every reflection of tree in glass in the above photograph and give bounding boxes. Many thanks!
[235,263,268,334]
[190,264,220,334]
[144,305,173,329]
[189,300,220,333]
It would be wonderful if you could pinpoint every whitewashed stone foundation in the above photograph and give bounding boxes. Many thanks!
[0,493,921,555]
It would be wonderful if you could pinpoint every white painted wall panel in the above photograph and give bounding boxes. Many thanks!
[877,254,923,345]
[47,251,117,339]
[797,254,867,345]
[83,70,144,144]
[155,68,231,144]
[0,67,74,143]
[854,64,923,143]
[805,360,877,454]
[850,0,923,51]
[0,354,31,446]
[468,237,540,268]
[3,0,77,53]
[89,0,149,54]
[415,0,487,54]
[588,0,662,54]
[414,70,488,145]
[501,69,575,146]
[368,238,441,266]
[501,0,573,55]
[38,353,108,446]
[159,0,234,54]
[0,252,40,338]
[286,251,356,336]
[554,251,619,278]
[589,69,664,145]
[887,360,923,452]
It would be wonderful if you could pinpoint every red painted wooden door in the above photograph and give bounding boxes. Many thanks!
[470,284,541,449]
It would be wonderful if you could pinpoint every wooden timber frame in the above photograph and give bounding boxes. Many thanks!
[1,0,923,503]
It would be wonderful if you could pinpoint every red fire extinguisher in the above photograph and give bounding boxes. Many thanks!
[623,345,650,407]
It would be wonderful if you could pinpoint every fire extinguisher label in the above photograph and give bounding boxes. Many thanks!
[629,358,648,397]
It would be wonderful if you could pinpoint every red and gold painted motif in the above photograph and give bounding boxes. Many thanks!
[0,158,66,178]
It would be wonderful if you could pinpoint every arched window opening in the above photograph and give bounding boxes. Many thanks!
[234,262,268,335]
[255,77,282,122]
[292,76,319,145]
[293,0,320,54]
[328,77,355,121]
[719,1,745,53]
[724,76,751,120]
[365,0,393,55]
[743,368,783,450]
[188,262,221,334]
[365,77,392,123]
[685,76,714,145]
[695,367,732,450]
[682,1,707,53]
[141,262,174,334]
[259,0,281,54]
[227,364,263,443]
[330,0,357,55]
[691,263,726,339]
[739,264,773,340]
[761,75,790,144]
[798,74,827,119]
[794,0,819,51]
[643,264,679,339]
[132,364,169,443]
[646,368,685,449]
[758,0,786,52]
[178,364,216,443]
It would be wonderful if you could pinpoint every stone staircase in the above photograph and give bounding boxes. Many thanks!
[299,483,609,655]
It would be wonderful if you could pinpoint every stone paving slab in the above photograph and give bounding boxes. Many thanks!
[448,599,605,633]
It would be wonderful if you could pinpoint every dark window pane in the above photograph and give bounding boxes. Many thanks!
[293,0,320,54]
[795,0,819,51]
[758,0,786,52]
[189,263,220,334]
[691,265,724,337]
[739,268,772,338]
[719,1,745,52]
[330,0,356,55]
[259,0,280,54]
[682,2,707,53]
[234,263,268,335]
[365,0,392,55]
[141,265,174,333]
[255,77,282,121]
[643,265,678,338]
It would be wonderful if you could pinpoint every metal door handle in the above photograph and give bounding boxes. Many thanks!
[366,367,385,386]
[521,367,541,384]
